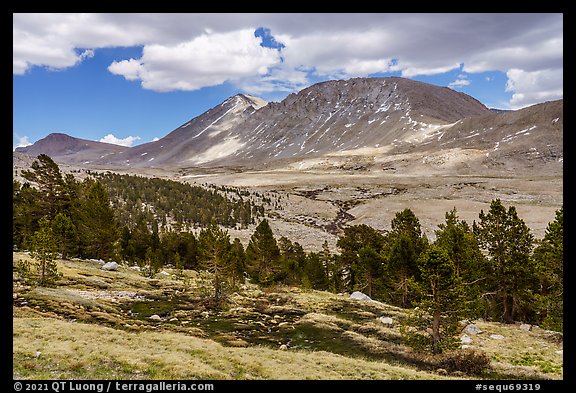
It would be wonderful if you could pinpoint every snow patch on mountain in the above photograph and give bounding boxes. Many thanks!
[187,137,245,164]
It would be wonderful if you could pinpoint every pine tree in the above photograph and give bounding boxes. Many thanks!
[77,179,118,260]
[336,224,386,293]
[278,236,306,286]
[473,199,535,323]
[228,238,247,288]
[301,251,330,290]
[434,208,487,318]
[533,206,563,330]
[29,217,61,287]
[403,246,465,354]
[51,212,78,260]
[382,209,428,308]
[245,219,281,285]
[198,221,232,306]
[353,246,384,298]
[13,180,42,249]
[21,154,70,220]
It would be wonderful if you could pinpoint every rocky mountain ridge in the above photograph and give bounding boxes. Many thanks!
[15,77,563,175]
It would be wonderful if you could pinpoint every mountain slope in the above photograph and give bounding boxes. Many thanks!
[15,133,129,165]
[112,94,267,168]
[15,77,562,175]
[199,77,492,166]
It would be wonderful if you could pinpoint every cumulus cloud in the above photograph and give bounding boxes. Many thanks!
[108,29,281,92]
[13,13,562,107]
[449,74,471,89]
[505,68,563,109]
[99,134,141,147]
[13,135,32,150]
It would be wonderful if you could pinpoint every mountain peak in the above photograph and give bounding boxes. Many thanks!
[237,94,268,110]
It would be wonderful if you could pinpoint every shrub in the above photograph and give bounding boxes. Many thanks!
[437,349,492,376]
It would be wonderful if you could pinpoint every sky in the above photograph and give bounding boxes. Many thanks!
[13,13,563,150]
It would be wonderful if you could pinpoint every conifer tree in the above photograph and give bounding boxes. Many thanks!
[533,206,563,330]
[403,245,465,354]
[382,209,428,308]
[228,238,247,288]
[198,221,232,306]
[21,154,70,220]
[245,219,281,285]
[336,224,386,293]
[278,236,306,286]
[473,199,535,323]
[51,212,78,260]
[30,217,61,287]
[77,179,118,260]
[434,207,487,317]
[353,246,384,298]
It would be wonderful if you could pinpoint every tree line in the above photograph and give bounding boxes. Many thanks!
[13,154,563,353]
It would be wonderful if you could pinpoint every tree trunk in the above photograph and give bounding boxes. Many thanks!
[431,309,442,353]
[502,293,514,323]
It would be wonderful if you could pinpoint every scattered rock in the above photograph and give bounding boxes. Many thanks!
[464,324,483,335]
[35,351,41,358]
[101,262,119,271]
[461,345,473,349]
[378,316,394,325]
[519,323,532,331]
[460,334,473,343]
[149,314,162,321]
[350,291,373,301]
[489,334,505,340]
[279,344,288,350]
[555,350,563,355]
[130,266,141,271]
[159,271,170,276]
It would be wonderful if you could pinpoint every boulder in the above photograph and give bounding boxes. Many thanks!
[350,291,373,301]
[464,324,482,335]
[519,323,532,331]
[489,334,505,340]
[460,334,473,343]
[378,316,394,325]
[101,262,119,271]
[149,314,162,321]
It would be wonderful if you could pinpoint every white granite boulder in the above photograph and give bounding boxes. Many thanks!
[101,261,119,271]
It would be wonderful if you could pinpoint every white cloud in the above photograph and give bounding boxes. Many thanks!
[505,68,563,109]
[13,135,32,150]
[448,78,471,89]
[108,58,143,81]
[13,13,563,107]
[99,134,141,147]
[108,29,281,92]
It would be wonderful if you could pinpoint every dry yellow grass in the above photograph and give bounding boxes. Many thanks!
[13,316,451,380]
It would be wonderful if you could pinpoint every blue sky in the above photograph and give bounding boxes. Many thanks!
[13,13,563,149]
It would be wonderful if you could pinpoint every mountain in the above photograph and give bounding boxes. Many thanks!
[15,133,129,165]
[108,93,268,168]
[15,77,562,174]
